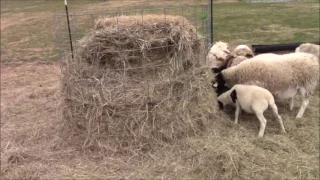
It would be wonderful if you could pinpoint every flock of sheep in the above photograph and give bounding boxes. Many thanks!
[207,42,320,137]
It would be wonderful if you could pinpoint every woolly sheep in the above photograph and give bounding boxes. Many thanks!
[295,43,320,60]
[215,52,319,118]
[206,41,232,70]
[233,44,254,57]
[217,84,286,137]
[225,56,248,69]
[225,45,254,68]
[211,53,281,87]
[208,43,255,73]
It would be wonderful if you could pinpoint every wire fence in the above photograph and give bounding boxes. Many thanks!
[54,4,211,63]
[54,0,319,59]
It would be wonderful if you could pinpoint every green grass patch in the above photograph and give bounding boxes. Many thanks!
[213,2,320,45]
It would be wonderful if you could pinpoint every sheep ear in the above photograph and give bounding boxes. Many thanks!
[230,89,237,103]
[245,53,254,58]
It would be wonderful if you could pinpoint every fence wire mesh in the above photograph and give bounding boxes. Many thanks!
[54,3,211,110]
[54,4,211,63]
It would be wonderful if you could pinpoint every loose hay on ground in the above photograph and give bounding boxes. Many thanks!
[60,14,217,153]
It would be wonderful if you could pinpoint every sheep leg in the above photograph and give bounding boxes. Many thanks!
[270,103,286,133]
[254,111,267,137]
[296,88,309,118]
[289,97,294,111]
[234,101,241,124]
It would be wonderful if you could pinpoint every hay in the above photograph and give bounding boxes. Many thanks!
[61,14,218,152]
[76,14,201,70]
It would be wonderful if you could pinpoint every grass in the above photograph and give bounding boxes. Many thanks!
[1,0,319,179]
[213,2,320,45]
[0,0,108,63]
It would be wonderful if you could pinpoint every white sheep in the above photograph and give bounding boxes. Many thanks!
[233,44,254,58]
[207,42,254,73]
[206,41,232,70]
[224,56,248,69]
[215,52,319,118]
[211,53,283,88]
[295,43,320,60]
[217,84,286,137]
[225,45,254,68]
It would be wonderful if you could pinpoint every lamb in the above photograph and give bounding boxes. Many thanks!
[295,43,320,60]
[217,84,286,137]
[215,52,319,118]
[207,42,254,73]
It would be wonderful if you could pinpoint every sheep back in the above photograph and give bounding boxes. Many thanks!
[220,52,319,95]
[295,43,320,59]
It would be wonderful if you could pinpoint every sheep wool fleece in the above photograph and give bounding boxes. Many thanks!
[221,52,319,95]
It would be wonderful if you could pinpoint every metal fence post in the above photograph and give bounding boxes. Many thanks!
[64,0,74,60]
[209,0,213,47]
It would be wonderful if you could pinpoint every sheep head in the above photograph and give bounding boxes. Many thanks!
[206,41,232,73]
[233,45,254,58]
[217,88,236,109]
[214,72,231,96]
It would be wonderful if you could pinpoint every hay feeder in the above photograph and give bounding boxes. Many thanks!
[55,6,218,152]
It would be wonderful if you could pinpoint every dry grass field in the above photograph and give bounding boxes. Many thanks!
[1,0,319,179]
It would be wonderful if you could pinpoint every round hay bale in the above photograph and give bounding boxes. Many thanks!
[61,14,218,153]
[76,14,201,70]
